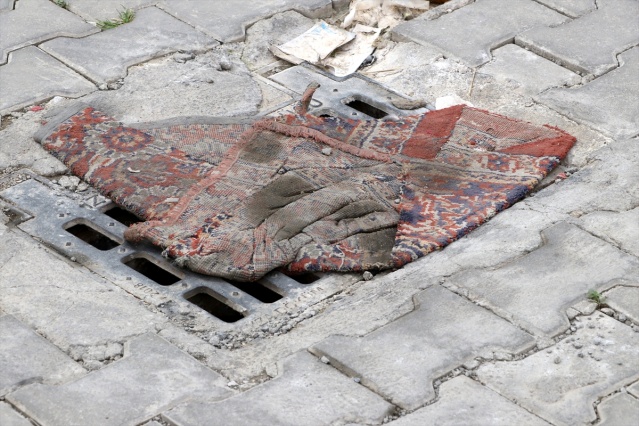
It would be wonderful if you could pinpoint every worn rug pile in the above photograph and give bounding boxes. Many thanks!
[36,85,575,281]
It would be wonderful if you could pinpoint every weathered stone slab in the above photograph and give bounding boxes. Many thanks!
[40,7,218,85]
[0,47,95,115]
[160,0,332,43]
[0,402,32,426]
[529,139,639,215]
[389,376,551,426]
[537,47,639,139]
[392,0,568,67]
[447,222,639,337]
[629,381,639,399]
[580,207,639,258]
[65,0,158,21]
[82,49,262,123]
[480,44,580,95]
[241,11,315,71]
[0,0,97,65]
[0,229,164,352]
[605,287,639,324]
[517,0,639,76]
[597,392,639,426]
[311,285,535,410]
[535,0,596,18]
[0,315,85,396]
[163,351,393,426]
[7,334,233,426]
[477,313,639,426]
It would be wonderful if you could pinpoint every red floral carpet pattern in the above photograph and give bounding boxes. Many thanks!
[40,93,575,281]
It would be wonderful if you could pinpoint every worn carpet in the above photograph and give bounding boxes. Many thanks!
[36,85,575,281]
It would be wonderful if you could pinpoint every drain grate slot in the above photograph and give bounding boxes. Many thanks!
[227,280,283,304]
[103,205,144,227]
[123,255,181,286]
[345,99,388,119]
[186,288,244,323]
[287,273,322,284]
[65,222,120,251]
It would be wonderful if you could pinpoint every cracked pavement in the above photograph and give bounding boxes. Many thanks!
[1,0,638,425]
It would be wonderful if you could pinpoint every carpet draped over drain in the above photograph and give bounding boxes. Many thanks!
[37,85,575,281]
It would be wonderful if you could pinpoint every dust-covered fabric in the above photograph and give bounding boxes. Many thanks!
[38,90,575,281]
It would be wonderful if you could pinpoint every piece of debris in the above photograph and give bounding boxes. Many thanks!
[435,94,474,110]
[363,271,374,280]
[320,356,331,364]
[321,147,333,155]
[324,24,381,77]
[342,0,430,30]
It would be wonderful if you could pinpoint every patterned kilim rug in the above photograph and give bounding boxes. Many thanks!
[36,85,575,281]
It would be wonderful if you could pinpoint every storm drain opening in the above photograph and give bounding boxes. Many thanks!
[102,205,144,227]
[185,287,245,323]
[122,254,182,286]
[64,221,120,251]
[345,98,388,119]
[286,273,322,284]
[227,280,283,304]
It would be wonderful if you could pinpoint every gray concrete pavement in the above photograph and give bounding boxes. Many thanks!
[1,0,638,425]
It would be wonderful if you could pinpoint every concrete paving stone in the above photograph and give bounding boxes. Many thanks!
[361,40,443,82]
[7,333,234,426]
[517,0,639,76]
[477,313,639,426]
[605,287,639,324]
[0,229,166,351]
[39,7,218,85]
[311,285,535,410]
[0,46,96,116]
[0,0,15,11]
[537,47,639,139]
[596,392,639,426]
[163,351,393,426]
[65,0,158,21]
[447,222,639,337]
[528,138,639,215]
[629,381,639,399]
[479,44,581,95]
[160,0,333,43]
[392,0,569,67]
[241,11,315,71]
[389,376,551,426]
[535,0,596,18]
[0,315,85,396]
[0,402,32,426]
[580,207,639,257]
[0,0,98,65]
[81,48,262,123]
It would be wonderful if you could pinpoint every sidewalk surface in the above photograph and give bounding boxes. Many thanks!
[1,0,638,425]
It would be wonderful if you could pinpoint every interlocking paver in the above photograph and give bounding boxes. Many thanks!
[389,376,551,426]
[40,7,218,85]
[0,315,85,396]
[160,0,332,43]
[0,0,97,65]
[529,139,639,215]
[537,47,639,139]
[480,44,580,94]
[7,333,234,426]
[392,0,569,67]
[447,222,639,337]
[517,0,639,76]
[0,402,32,426]
[0,229,164,351]
[605,287,639,324]
[163,351,393,426]
[597,392,639,426]
[311,285,535,410]
[0,0,14,11]
[477,313,639,426]
[535,0,596,18]
[580,207,639,258]
[0,46,95,115]
[65,0,158,21]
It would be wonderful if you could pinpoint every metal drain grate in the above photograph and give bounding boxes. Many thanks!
[0,177,359,329]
